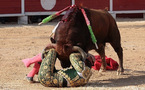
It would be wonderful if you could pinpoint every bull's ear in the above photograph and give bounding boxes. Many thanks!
[50,37,56,43]
[63,44,72,53]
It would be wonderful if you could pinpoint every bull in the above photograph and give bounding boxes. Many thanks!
[45,5,124,75]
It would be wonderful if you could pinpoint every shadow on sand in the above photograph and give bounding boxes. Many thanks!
[87,69,145,87]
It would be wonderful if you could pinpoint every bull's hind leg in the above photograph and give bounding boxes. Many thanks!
[96,44,107,72]
[110,42,124,75]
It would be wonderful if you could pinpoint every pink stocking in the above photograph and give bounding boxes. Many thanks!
[22,53,42,67]
[27,62,40,77]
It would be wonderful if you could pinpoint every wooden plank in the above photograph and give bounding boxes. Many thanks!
[75,0,110,10]
[0,9,21,14]
[0,0,20,1]
[113,0,145,11]
[117,13,143,18]
[0,0,21,14]
[25,0,71,12]
[25,0,45,12]
[52,0,71,11]
[0,1,21,7]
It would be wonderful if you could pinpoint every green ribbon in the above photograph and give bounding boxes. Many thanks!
[88,25,97,44]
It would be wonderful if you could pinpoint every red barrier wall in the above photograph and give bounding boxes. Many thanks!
[0,0,21,14]
[75,0,110,10]
[113,0,145,11]
[0,0,145,19]
[25,0,71,12]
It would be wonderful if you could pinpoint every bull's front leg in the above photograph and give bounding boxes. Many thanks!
[96,44,107,72]
[99,56,107,72]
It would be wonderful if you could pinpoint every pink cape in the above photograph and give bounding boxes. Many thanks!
[92,55,119,70]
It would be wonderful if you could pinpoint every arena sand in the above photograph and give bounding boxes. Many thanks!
[0,18,145,90]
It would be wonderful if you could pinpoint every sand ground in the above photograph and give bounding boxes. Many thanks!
[0,18,145,90]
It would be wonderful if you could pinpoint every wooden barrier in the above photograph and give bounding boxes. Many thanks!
[0,0,145,24]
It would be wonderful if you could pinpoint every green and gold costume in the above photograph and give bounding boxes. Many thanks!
[38,48,92,87]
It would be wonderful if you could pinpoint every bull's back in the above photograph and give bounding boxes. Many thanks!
[88,9,119,43]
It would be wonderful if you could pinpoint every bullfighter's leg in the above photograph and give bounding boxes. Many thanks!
[22,53,42,82]
[22,43,56,67]
[26,62,40,83]
[96,44,107,72]
[110,42,124,75]
[22,53,42,67]
[38,48,67,87]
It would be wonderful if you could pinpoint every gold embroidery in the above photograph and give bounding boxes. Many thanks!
[82,66,92,80]
[46,81,51,85]
[39,49,92,87]
[44,66,48,69]
[58,70,86,87]
[53,79,58,85]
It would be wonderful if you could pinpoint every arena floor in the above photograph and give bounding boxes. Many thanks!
[0,18,145,90]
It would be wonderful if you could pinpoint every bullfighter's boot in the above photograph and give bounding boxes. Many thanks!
[26,62,40,83]
[22,53,42,67]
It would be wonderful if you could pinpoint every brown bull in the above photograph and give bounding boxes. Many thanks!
[47,5,124,75]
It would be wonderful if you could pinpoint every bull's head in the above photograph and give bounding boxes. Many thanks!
[46,41,86,62]
[45,43,95,68]
[48,6,91,68]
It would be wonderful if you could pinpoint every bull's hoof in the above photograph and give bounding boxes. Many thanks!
[117,68,124,75]
[117,70,124,75]
[117,71,124,75]
[99,68,106,72]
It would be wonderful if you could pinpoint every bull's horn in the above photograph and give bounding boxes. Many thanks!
[72,46,87,61]
[43,44,56,52]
